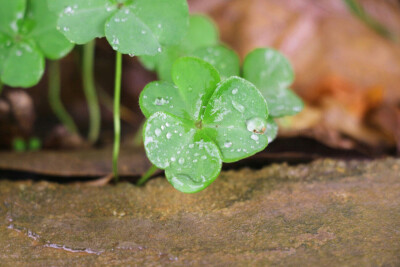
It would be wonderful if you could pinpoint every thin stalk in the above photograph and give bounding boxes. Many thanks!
[48,60,78,134]
[112,52,122,181]
[82,40,101,144]
[137,164,158,186]
[0,80,3,95]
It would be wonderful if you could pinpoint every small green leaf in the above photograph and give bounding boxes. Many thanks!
[243,48,303,117]
[180,15,218,52]
[105,8,160,55]
[243,48,294,91]
[130,0,189,46]
[164,135,221,193]
[139,81,189,120]
[0,0,26,36]
[144,112,221,193]
[263,87,304,117]
[202,77,269,162]
[56,0,113,44]
[139,15,219,81]
[29,0,74,59]
[172,57,220,121]
[2,41,44,88]
[144,112,195,169]
[192,45,240,80]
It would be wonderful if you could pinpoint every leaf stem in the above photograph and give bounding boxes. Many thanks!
[137,164,159,186]
[112,52,122,181]
[48,60,78,134]
[0,80,3,95]
[82,40,101,144]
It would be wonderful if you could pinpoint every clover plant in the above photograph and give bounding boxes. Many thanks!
[140,15,240,81]
[139,57,277,193]
[51,0,189,179]
[0,0,74,87]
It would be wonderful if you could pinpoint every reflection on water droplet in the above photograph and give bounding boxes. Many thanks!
[231,100,245,113]
[166,132,172,139]
[188,144,194,148]
[246,117,267,134]
[232,88,238,95]
[171,157,176,162]
[178,158,185,164]
[155,128,161,136]
[175,174,202,184]
[251,134,259,141]
[224,141,232,148]
[154,97,169,106]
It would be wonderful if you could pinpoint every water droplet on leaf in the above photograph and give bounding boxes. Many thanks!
[246,117,267,134]
[154,97,169,106]
[224,141,232,148]
[231,100,245,113]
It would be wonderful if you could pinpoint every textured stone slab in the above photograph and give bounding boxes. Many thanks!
[1,158,399,266]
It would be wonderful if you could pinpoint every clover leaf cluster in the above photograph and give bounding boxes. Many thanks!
[140,57,278,193]
[0,0,73,87]
[49,0,189,55]
[138,14,303,145]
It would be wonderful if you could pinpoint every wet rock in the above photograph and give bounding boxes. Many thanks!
[0,158,399,265]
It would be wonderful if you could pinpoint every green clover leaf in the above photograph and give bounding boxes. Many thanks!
[140,15,240,81]
[140,57,270,193]
[51,0,189,55]
[243,48,303,117]
[0,0,73,87]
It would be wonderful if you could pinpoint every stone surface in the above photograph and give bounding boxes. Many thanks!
[1,158,399,266]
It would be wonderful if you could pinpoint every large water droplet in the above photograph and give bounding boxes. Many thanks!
[246,117,267,134]
[154,97,169,106]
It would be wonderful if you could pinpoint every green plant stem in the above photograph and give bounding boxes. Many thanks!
[137,164,158,186]
[48,60,78,134]
[0,80,3,95]
[82,40,101,144]
[112,52,122,181]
